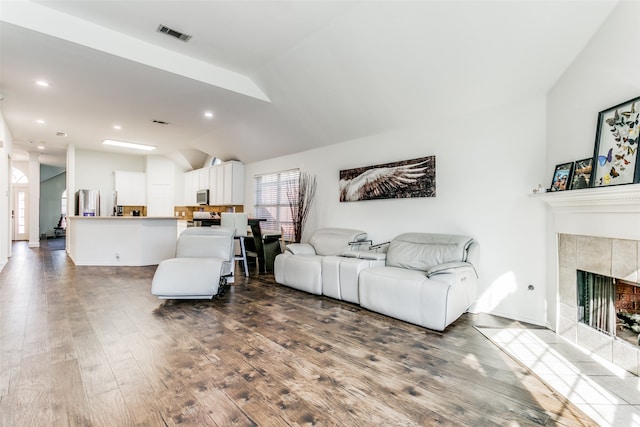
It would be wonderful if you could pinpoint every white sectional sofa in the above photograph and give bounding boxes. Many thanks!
[274,228,369,294]
[275,229,478,332]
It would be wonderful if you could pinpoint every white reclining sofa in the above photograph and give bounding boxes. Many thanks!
[359,233,478,331]
[274,227,369,294]
[274,229,478,332]
[151,227,235,299]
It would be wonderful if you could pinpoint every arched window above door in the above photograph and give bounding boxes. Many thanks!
[11,167,28,184]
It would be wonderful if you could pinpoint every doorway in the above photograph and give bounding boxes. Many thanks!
[11,167,29,241]
[12,186,28,241]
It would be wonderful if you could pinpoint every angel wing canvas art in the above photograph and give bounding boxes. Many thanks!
[339,156,435,202]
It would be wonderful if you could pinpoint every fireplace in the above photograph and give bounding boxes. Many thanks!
[537,185,640,376]
[577,270,640,347]
[557,234,640,376]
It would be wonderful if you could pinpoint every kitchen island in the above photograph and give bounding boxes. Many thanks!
[67,216,178,266]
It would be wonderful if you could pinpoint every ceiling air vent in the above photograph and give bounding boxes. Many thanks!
[156,24,192,42]
[151,119,170,125]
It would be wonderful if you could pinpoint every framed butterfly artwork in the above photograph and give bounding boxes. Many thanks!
[550,162,574,192]
[592,96,640,187]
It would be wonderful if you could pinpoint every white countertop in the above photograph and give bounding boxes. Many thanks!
[69,216,178,220]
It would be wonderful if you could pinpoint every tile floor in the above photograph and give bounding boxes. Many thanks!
[477,328,640,427]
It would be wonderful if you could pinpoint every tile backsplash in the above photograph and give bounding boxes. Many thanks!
[173,205,244,220]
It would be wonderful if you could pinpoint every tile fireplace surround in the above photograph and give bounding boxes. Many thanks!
[558,233,640,376]
[537,185,640,376]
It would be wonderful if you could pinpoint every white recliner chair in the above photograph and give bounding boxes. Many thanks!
[274,227,368,295]
[151,227,235,299]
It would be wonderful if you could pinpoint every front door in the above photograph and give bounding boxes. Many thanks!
[12,187,28,241]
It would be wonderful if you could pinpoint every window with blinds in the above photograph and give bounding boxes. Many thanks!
[254,169,299,241]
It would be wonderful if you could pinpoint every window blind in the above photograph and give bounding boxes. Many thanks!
[254,169,299,240]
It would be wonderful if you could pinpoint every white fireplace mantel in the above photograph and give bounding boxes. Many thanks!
[531,184,640,213]
[533,184,640,241]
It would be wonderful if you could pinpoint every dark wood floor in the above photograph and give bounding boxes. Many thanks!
[0,240,595,426]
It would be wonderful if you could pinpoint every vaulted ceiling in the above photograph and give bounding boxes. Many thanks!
[0,1,618,169]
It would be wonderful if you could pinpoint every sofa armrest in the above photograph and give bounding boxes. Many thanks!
[369,241,390,252]
[357,251,387,261]
[426,261,477,278]
[339,250,387,261]
[285,243,317,255]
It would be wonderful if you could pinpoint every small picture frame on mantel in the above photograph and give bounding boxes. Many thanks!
[550,162,574,192]
[570,157,593,190]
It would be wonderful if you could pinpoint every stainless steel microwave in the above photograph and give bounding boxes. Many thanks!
[196,189,209,205]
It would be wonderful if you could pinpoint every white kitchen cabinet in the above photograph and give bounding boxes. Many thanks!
[223,161,244,205]
[182,161,244,207]
[208,161,244,206]
[197,167,210,190]
[183,170,198,206]
[208,164,224,205]
[114,170,146,205]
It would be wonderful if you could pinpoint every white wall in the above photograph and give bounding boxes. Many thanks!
[145,155,175,216]
[0,112,13,269]
[547,2,640,177]
[74,149,145,216]
[246,95,549,325]
[28,152,40,247]
[40,168,66,237]
[546,1,640,330]
[174,165,186,207]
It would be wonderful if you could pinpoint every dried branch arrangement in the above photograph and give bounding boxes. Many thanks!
[287,172,317,243]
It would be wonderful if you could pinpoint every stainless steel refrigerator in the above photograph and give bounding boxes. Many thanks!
[76,190,100,216]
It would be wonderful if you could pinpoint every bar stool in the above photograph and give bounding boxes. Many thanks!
[220,213,249,277]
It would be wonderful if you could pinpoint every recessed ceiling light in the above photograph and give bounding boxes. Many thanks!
[113,125,121,130]
[103,139,156,151]
[38,145,45,150]
[36,80,49,87]
[36,119,45,124]
[56,132,67,137]
[204,111,214,119]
